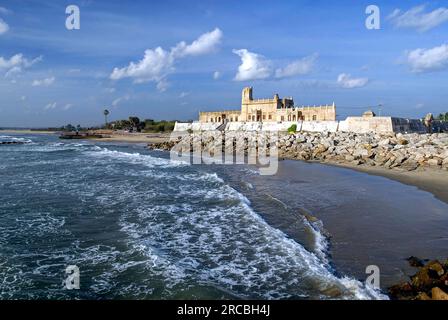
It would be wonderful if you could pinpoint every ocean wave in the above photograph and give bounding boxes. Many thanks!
[85,147,189,168]
[118,170,387,300]
[0,135,33,143]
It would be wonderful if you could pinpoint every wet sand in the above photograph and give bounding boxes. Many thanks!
[326,162,448,205]
[232,160,448,290]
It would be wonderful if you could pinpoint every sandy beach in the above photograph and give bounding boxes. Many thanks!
[92,132,171,144]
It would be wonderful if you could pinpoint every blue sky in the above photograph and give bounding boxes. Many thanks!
[0,0,448,127]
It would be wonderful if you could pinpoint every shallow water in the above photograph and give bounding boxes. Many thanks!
[1,133,446,299]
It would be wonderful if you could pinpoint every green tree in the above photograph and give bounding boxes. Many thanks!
[287,124,297,133]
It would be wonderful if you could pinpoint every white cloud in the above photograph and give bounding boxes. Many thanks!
[0,7,12,15]
[275,53,318,78]
[405,44,448,73]
[233,49,272,81]
[32,76,55,87]
[388,5,448,32]
[0,54,42,77]
[179,91,190,98]
[112,95,130,107]
[63,104,73,110]
[337,73,369,89]
[415,103,425,109]
[110,28,222,91]
[20,95,26,101]
[213,71,221,80]
[44,102,57,110]
[0,18,9,35]
[172,28,223,57]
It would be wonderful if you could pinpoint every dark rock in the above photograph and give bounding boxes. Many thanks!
[428,260,445,277]
[0,141,24,145]
[410,260,444,290]
[406,256,425,268]
[415,292,431,300]
[388,282,415,300]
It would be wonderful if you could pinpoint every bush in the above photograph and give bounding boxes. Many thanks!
[287,124,297,133]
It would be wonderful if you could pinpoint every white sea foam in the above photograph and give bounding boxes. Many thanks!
[116,169,387,300]
[86,147,189,168]
[0,135,33,143]
[0,138,388,299]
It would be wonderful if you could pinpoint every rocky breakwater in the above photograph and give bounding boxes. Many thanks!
[278,131,448,171]
[149,131,448,172]
[389,258,448,300]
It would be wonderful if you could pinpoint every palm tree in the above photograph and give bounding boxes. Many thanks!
[103,109,110,128]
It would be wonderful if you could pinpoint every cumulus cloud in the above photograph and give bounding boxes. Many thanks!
[405,44,448,73]
[233,49,272,81]
[110,28,222,91]
[213,71,221,80]
[275,53,318,78]
[337,73,369,89]
[388,5,448,32]
[0,54,42,77]
[172,28,223,57]
[0,18,9,35]
[32,76,55,87]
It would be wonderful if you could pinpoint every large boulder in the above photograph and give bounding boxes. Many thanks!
[431,287,448,300]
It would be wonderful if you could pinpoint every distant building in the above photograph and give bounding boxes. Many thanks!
[199,87,336,123]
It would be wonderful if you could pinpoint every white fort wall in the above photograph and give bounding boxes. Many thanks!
[174,117,446,134]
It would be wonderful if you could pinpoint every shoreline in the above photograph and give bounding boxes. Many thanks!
[90,132,171,144]
[309,160,448,205]
[4,129,448,204]
[0,129,57,134]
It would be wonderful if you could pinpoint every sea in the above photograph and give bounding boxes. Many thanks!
[1,133,448,300]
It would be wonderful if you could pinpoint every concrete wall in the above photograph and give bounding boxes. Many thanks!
[341,117,393,133]
[174,118,448,134]
[301,121,339,132]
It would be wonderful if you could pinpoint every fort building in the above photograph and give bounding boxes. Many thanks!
[199,87,336,123]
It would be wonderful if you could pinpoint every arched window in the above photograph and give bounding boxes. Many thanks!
[293,115,296,121]
[211,118,213,122]
[312,115,317,121]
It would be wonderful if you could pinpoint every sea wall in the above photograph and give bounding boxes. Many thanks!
[174,118,447,134]
[151,131,448,172]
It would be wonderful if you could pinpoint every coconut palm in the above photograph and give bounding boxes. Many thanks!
[103,109,110,128]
